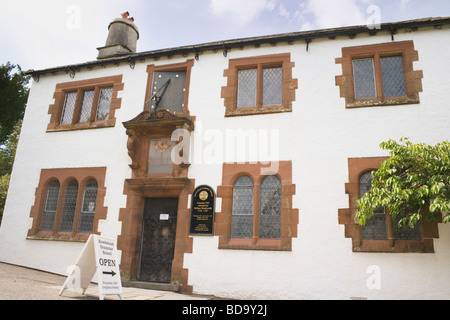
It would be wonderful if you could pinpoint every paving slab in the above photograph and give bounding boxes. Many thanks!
[0,262,211,300]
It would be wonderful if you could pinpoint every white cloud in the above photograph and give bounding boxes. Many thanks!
[210,0,277,26]
[0,0,117,69]
[399,0,412,8]
[306,0,367,28]
[279,4,291,20]
[292,0,368,30]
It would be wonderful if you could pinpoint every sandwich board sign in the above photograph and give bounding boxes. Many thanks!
[59,234,123,300]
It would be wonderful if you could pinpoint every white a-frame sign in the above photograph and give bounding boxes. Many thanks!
[59,234,123,300]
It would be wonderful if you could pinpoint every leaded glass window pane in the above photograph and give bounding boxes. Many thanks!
[78,179,98,233]
[237,69,257,107]
[59,180,78,232]
[362,209,387,240]
[262,67,282,106]
[148,139,175,174]
[78,90,95,123]
[60,92,77,124]
[359,172,387,240]
[393,216,421,240]
[231,176,254,238]
[380,56,406,98]
[96,87,113,121]
[40,181,60,231]
[353,58,376,99]
[259,176,281,239]
[359,171,373,195]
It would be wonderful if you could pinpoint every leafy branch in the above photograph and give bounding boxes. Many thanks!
[356,137,450,229]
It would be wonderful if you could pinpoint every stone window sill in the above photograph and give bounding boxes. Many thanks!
[46,119,116,132]
[225,105,292,117]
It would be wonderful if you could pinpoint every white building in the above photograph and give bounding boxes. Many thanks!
[0,14,449,299]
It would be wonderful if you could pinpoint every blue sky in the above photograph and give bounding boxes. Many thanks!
[1,0,449,71]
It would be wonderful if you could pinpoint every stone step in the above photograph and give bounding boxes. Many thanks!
[122,281,180,292]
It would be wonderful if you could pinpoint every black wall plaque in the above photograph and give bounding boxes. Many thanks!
[189,185,215,235]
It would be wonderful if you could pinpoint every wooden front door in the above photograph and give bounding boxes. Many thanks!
[138,198,178,283]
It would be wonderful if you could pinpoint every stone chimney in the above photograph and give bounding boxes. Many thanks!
[97,12,139,59]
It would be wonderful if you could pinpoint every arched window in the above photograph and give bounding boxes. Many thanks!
[40,180,60,231]
[231,176,254,238]
[216,162,298,250]
[29,168,107,241]
[78,179,98,233]
[359,171,387,240]
[59,180,78,232]
[259,176,281,239]
[339,157,434,253]
[360,171,421,241]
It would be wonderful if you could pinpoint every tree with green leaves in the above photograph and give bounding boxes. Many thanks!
[0,61,28,224]
[0,119,21,176]
[0,174,10,225]
[357,137,450,230]
[0,120,21,225]
[0,62,30,144]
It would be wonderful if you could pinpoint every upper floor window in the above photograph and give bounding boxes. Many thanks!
[237,66,283,108]
[59,87,113,125]
[47,75,124,132]
[336,41,423,108]
[222,53,297,117]
[352,56,407,99]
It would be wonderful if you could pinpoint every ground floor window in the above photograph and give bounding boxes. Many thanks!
[216,161,298,251]
[230,175,282,240]
[338,157,439,253]
[359,171,421,241]
[27,167,107,242]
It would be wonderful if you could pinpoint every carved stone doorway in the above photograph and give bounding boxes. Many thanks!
[118,109,195,294]
[138,198,179,283]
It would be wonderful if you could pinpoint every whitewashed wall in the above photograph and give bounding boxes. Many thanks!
[0,26,449,299]
[184,27,450,300]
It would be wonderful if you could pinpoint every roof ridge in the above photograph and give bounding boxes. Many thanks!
[27,16,450,78]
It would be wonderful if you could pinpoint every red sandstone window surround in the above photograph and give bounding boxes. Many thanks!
[47,75,124,132]
[216,161,298,251]
[221,53,297,117]
[27,167,107,242]
[335,41,423,108]
[338,157,439,253]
